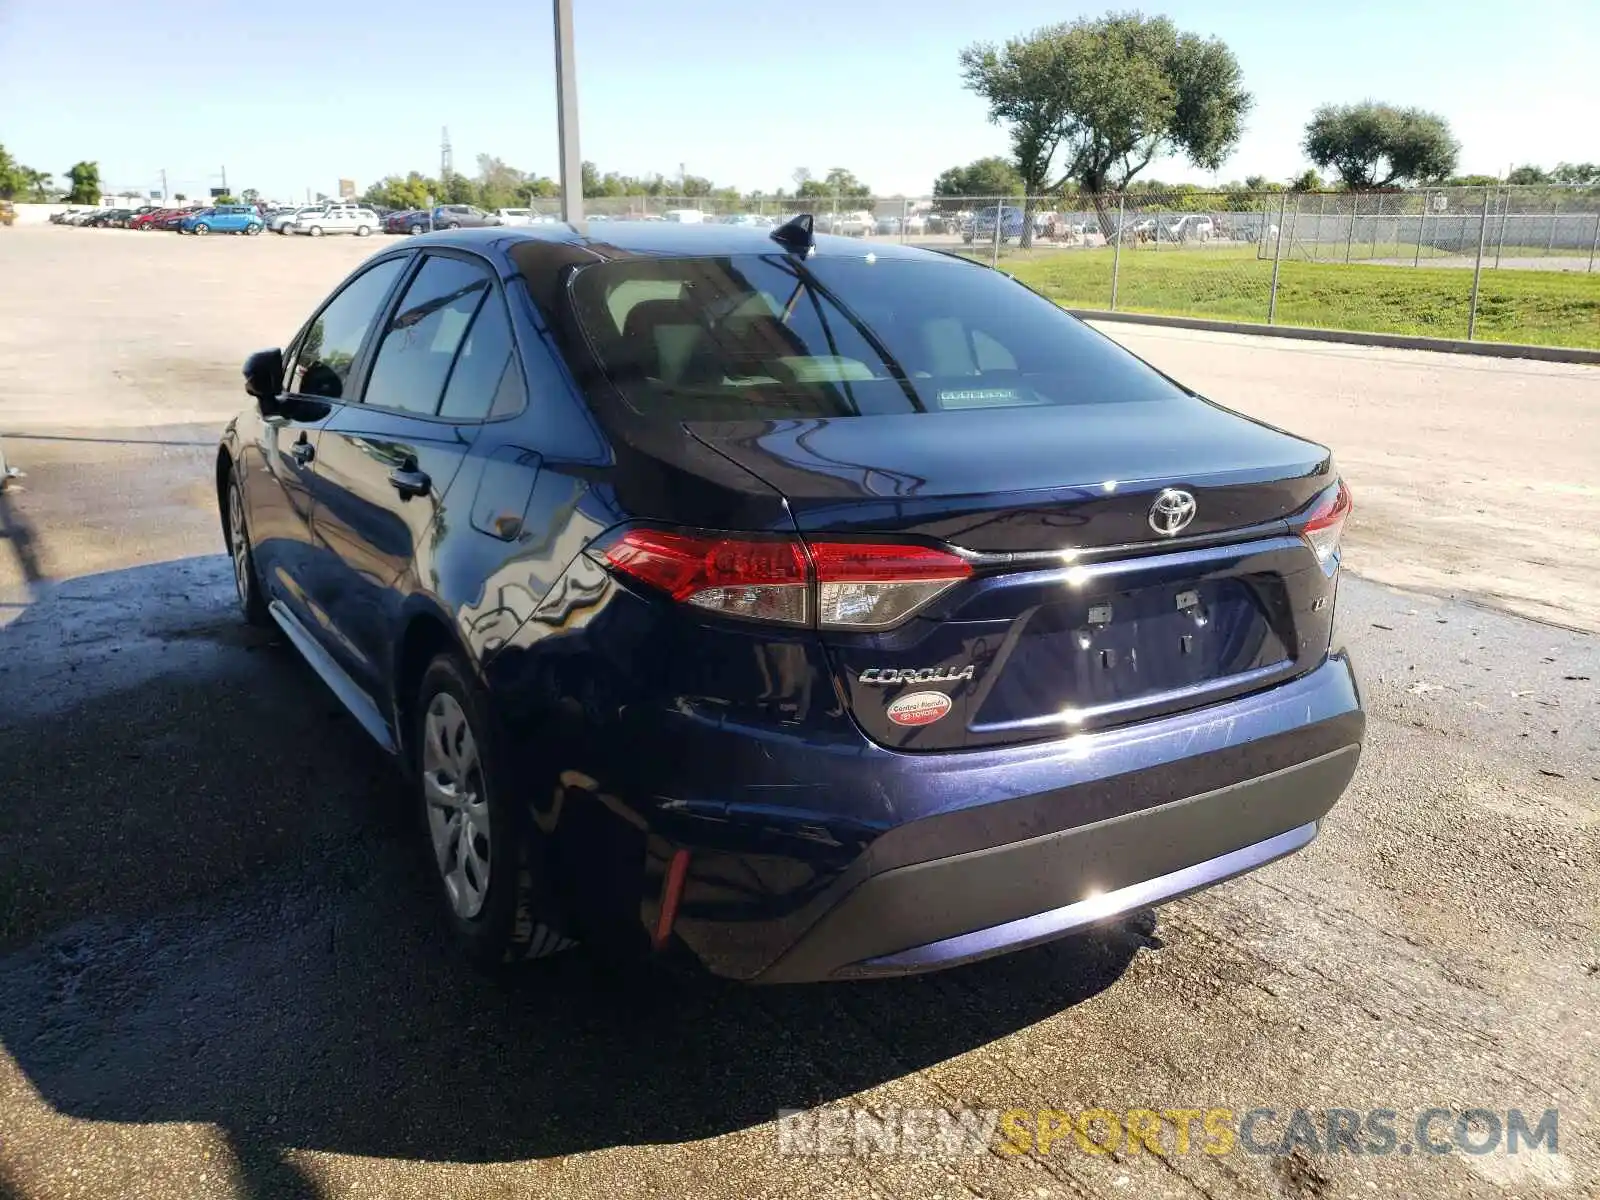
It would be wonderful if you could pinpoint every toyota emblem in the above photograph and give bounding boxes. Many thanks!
[1148,488,1197,536]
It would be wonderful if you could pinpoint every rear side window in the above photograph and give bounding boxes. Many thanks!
[565,255,1184,421]
[287,256,406,399]
[363,255,492,415]
[439,290,526,421]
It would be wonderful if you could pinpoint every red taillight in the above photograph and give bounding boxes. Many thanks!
[601,530,971,629]
[1302,479,1352,566]
[809,541,971,629]
[603,529,811,625]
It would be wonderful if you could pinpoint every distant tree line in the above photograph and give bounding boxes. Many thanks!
[359,157,878,213]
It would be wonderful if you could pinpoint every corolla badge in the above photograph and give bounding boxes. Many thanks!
[1148,488,1198,536]
[858,666,976,686]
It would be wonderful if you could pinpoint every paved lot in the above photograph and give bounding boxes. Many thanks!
[0,226,1597,1200]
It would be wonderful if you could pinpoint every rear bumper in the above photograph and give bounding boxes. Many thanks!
[649,652,1362,983]
[757,746,1354,982]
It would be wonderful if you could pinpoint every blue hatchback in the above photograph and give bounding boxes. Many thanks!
[181,205,264,236]
[216,216,1363,982]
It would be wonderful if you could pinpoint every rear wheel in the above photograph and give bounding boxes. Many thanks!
[246,223,262,236]
[414,654,573,969]
[445,221,461,230]
[409,223,424,235]
[356,224,371,237]
[308,225,323,237]
[194,223,210,236]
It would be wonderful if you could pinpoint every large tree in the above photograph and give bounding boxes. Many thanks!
[65,161,101,204]
[961,12,1251,241]
[796,167,873,207]
[1302,102,1458,190]
[933,156,1024,209]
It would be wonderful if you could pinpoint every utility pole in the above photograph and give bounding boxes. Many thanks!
[440,127,453,181]
[159,168,168,201]
[553,0,583,224]
[221,165,228,194]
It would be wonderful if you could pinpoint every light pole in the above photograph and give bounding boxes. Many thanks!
[553,0,582,225]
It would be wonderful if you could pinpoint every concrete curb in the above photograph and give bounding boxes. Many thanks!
[1067,309,1600,365]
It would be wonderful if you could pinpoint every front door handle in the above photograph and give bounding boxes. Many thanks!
[289,438,315,465]
[389,465,432,499]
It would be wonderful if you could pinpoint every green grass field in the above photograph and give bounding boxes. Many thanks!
[994,247,1600,349]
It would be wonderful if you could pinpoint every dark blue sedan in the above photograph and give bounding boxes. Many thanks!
[216,216,1363,982]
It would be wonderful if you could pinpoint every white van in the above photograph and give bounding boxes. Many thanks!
[662,209,707,224]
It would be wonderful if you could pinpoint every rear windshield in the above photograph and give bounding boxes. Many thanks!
[566,255,1184,421]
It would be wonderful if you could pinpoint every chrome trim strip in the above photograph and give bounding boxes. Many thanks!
[267,599,396,753]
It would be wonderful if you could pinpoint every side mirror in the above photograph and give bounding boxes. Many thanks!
[243,348,284,403]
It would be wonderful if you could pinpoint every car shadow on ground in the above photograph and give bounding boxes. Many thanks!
[0,555,1152,1197]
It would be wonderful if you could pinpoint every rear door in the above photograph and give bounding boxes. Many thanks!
[310,249,523,697]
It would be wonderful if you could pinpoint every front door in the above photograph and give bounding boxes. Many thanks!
[239,254,409,631]
[310,251,518,699]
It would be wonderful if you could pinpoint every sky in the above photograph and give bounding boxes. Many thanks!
[2,0,1596,202]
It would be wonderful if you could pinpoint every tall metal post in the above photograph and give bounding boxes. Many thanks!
[1344,194,1358,264]
[1545,193,1560,258]
[1494,189,1507,269]
[1414,190,1426,267]
[1467,189,1492,341]
[1109,194,1125,310]
[990,198,1002,267]
[1267,190,1288,324]
[1588,211,1599,273]
[553,0,583,225]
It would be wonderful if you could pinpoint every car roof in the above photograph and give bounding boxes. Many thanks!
[401,219,953,263]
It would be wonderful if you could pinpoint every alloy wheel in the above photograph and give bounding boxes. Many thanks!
[228,478,251,608]
[423,693,492,919]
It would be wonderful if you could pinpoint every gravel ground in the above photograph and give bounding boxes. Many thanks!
[0,226,1596,1200]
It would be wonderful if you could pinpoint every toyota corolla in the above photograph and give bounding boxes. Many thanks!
[216,216,1363,982]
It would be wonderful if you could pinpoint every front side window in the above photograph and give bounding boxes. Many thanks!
[563,255,1186,422]
[287,257,406,399]
[362,255,493,415]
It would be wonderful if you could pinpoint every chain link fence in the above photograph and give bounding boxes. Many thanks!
[509,185,1598,348]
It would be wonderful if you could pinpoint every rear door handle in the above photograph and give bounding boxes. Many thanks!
[389,466,431,499]
[289,439,315,465]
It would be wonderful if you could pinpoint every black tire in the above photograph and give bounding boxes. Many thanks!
[225,465,270,627]
[413,653,573,969]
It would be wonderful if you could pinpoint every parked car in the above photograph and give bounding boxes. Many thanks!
[64,208,106,226]
[91,209,136,228]
[291,206,380,237]
[271,206,325,234]
[903,212,928,234]
[385,209,432,235]
[181,205,265,236]
[495,208,536,227]
[131,208,182,230]
[661,209,707,224]
[216,219,1363,981]
[155,210,193,231]
[874,214,901,235]
[963,205,1027,244]
[431,204,502,229]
